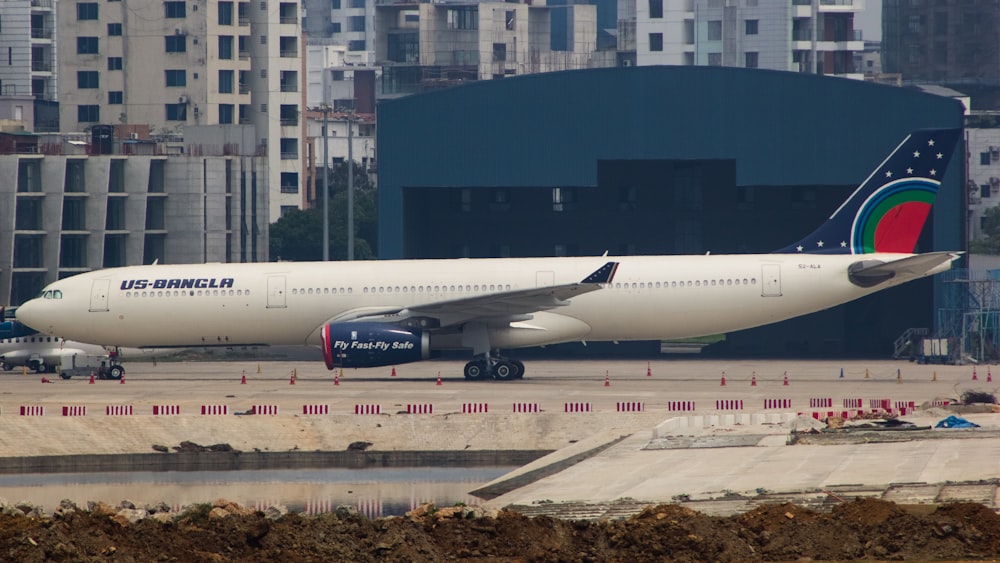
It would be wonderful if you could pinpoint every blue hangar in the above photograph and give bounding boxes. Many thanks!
[376,65,966,357]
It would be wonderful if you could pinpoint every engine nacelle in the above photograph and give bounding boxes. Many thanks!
[320,322,431,369]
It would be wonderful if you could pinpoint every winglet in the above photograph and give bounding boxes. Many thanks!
[582,262,619,284]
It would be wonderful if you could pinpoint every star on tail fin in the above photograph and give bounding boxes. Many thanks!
[774,128,962,255]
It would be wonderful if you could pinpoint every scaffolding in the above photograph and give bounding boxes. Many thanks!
[937,268,1000,364]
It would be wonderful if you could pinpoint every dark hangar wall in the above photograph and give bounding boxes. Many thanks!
[376,66,966,357]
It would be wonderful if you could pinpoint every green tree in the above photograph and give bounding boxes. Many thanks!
[269,161,377,261]
[971,205,1000,254]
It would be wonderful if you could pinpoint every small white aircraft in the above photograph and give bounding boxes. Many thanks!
[0,333,125,379]
[15,129,963,380]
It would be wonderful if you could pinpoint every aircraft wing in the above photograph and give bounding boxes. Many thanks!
[849,251,961,288]
[327,261,619,328]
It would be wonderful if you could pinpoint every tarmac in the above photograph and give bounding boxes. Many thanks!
[2,356,999,516]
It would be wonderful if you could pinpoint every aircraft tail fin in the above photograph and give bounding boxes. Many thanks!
[774,128,962,255]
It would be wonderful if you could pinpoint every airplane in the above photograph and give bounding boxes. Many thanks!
[14,128,963,380]
[1,310,174,379]
[0,333,122,378]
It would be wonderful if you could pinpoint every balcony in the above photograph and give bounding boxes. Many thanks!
[31,60,52,72]
[239,16,249,26]
[280,152,298,160]
[30,28,52,39]
[280,49,298,58]
[239,83,250,94]
[279,15,297,24]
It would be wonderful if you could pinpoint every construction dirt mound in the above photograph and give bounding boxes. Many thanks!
[4,497,1000,562]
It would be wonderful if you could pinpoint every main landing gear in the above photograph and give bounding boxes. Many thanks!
[463,354,525,381]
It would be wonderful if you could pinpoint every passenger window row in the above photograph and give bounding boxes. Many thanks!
[613,278,757,289]
[124,289,250,298]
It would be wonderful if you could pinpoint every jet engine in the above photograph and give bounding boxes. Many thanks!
[320,322,431,369]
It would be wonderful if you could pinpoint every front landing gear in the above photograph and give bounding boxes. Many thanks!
[463,355,525,381]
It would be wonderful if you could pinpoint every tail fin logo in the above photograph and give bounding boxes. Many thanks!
[776,128,961,255]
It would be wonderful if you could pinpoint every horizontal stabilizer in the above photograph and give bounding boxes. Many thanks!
[848,251,961,288]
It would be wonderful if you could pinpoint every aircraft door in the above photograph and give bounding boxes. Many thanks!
[536,271,555,288]
[89,279,110,312]
[267,275,287,308]
[761,264,782,297]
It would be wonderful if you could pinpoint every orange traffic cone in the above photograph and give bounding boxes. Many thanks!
[436,371,442,386]
[782,371,789,386]
[119,374,125,384]
[241,370,247,385]
[334,369,340,386]
[990,368,994,383]
[751,372,757,387]
[973,367,979,381]
[604,370,610,387]
[391,366,397,377]
[289,371,296,385]
[646,362,652,377]
[89,372,95,384]
[720,372,726,386]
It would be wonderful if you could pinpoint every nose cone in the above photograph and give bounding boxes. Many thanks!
[14,300,44,332]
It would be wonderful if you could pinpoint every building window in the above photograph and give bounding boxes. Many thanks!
[330,22,341,32]
[279,104,297,125]
[982,185,991,199]
[219,35,234,59]
[649,0,663,18]
[165,35,187,52]
[108,91,123,104]
[218,1,233,25]
[219,103,234,124]
[77,37,99,55]
[708,20,722,40]
[108,23,122,36]
[708,52,722,65]
[348,39,365,51]
[165,103,187,120]
[165,69,187,86]
[77,3,98,20]
[279,138,298,159]
[981,152,991,165]
[218,69,234,93]
[331,0,340,7]
[745,51,758,68]
[649,32,663,51]
[349,15,365,31]
[78,105,100,123]
[77,71,99,88]
[446,7,477,30]
[108,57,123,70]
[493,43,506,61]
[349,0,364,7]
[745,19,758,35]
[280,172,298,194]
[165,1,186,18]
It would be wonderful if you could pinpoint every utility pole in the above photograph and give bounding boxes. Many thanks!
[347,109,354,261]
[321,71,330,261]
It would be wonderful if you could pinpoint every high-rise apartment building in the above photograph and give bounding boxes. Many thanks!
[631,0,863,78]
[56,0,303,222]
[883,0,1000,85]
[375,0,600,95]
[0,0,58,130]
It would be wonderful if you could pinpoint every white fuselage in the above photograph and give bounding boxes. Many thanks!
[14,253,934,351]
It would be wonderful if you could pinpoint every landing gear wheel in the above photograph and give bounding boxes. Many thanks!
[464,360,487,380]
[511,360,525,379]
[60,372,72,380]
[109,365,125,380]
[0,362,9,371]
[494,360,515,380]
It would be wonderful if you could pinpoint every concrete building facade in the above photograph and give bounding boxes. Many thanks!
[0,133,269,307]
[630,0,863,78]
[0,0,58,130]
[55,0,302,222]
[967,124,1000,242]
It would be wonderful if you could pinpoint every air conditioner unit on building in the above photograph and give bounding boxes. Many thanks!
[991,146,1000,160]
[129,132,139,140]
[174,28,187,35]
[991,177,1000,187]
[178,95,189,104]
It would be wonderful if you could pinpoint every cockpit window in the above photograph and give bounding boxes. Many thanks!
[38,289,63,299]
[53,290,62,299]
